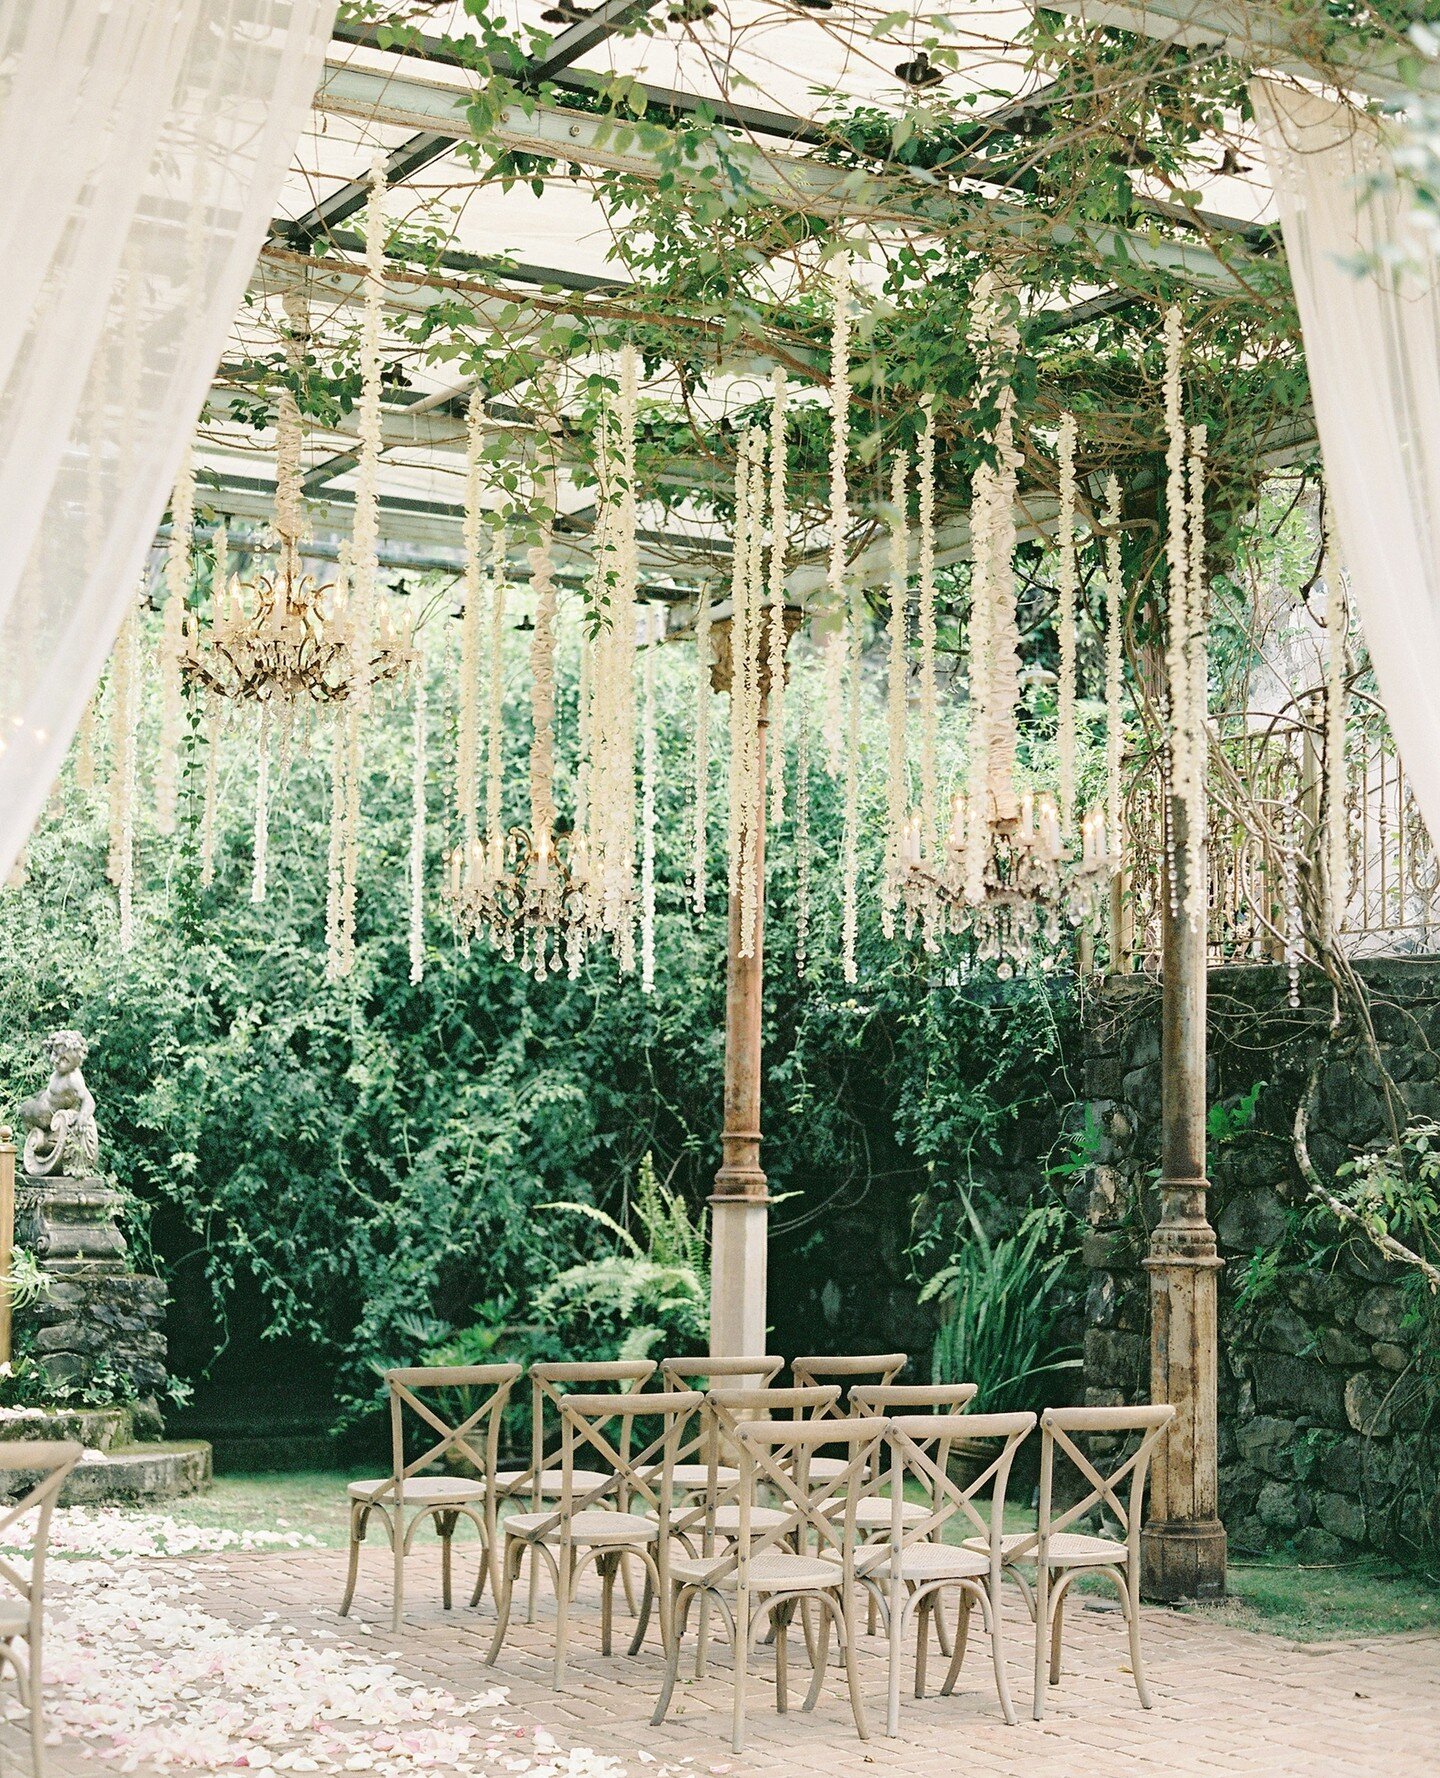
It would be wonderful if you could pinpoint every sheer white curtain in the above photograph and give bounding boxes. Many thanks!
[1253,78,1440,845]
[0,0,337,879]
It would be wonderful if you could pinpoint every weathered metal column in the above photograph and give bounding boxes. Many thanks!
[709,694,770,1359]
[1142,795,1227,1600]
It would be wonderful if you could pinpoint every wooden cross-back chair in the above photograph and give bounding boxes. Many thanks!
[340,1362,522,1631]
[486,1389,698,1689]
[652,1414,884,1754]
[0,1441,81,1778]
[861,1411,1034,1733]
[499,1359,656,1620]
[659,1355,784,1494]
[791,1355,907,1481]
[846,1383,980,1534]
[990,1403,1175,1720]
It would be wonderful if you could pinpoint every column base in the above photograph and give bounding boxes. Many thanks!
[1140,1516,1228,1603]
[708,1195,768,1360]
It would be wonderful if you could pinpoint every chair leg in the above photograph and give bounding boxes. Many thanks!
[1031,1565,1050,1722]
[1125,1570,1153,1709]
[339,1504,367,1616]
[599,1553,618,1657]
[652,1586,694,1728]
[437,1510,459,1612]
[731,1587,751,1756]
[885,1585,906,1738]
[802,1604,831,1713]
[628,1569,655,1657]
[985,1584,1016,1727]
[939,1590,972,1696]
[914,1594,930,1700]
[392,1510,407,1635]
[1049,1586,1065,1686]
[26,1639,43,1778]
[553,1545,577,1691]
[470,1532,490,1610]
[836,1593,869,1743]
[774,1603,790,1714]
[485,1539,522,1665]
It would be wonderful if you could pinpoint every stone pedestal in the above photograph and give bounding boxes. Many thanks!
[16,1175,169,1431]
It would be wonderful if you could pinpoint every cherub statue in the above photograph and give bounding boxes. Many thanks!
[18,1031,100,1178]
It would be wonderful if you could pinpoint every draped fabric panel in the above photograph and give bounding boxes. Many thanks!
[0,0,338,879]
[1253,77,1440,847]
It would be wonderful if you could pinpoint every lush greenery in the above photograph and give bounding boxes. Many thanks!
[0,613,1079,1424]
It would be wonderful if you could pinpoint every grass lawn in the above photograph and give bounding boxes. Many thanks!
[174,1470,1440,1643]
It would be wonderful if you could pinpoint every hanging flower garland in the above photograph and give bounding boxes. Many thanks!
[485,524,507,866]
[823,251,852,791]
[528,476,559,852]
[641,604,660,993]
[349,155,387,714]
[1056,412,1078,837]
[841,572,863,983]
[1183,419,1209,930]
[199,524,228,890]
[155,444,195,837]
[794,668,812,978]
[692,583,712,916]
[1102,476,1125,881]
[727,426,765,957]
[409,649,427,984]
[1161,304,1206,930]
[766,368,790,825]
[882,451,910,939]
[917,395,938,859]
[107,599,141,950]
[1323,503,1349,926]
[456,389,486,854]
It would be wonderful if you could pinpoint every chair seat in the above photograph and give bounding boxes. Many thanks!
[806,1456,867,1483]
[845,1497,930,1530]
[670,1462,741,1491]
[966,1531,1128,1568]
[711,1503,790,1535]
[494,1468,612,1497]
[503,1509,658,1545]
[347,1476,487,1506]
[671,1549,842,1591]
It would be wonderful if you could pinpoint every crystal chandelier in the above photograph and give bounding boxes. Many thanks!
[180,549,416,709]
[443,824,598,980]
[900,791,1115,967]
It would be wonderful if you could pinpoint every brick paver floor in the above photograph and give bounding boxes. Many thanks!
[19,1544,1440,1777]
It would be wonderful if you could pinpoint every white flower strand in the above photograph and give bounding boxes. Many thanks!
[409,652,427,984]
[155,443,195,836]
[795,670,812,977]
[740,426,767,959]
[1056,411,1078,836]
[883,451,910,939]
[485,525,507,867]
[827,253,852,620]
[1183,420,1209,930]
[349,153,387,715]
[457,389,486,852]
[641,604,660,993]
[693,583,712,915]
[251,707,270,905]
[1323,503,1349,926]
[766,367,790,824]
[325,713,346,972]
[528,476,559,849]
[109,600,141,949]
[841,573,863,983]
[1102,476,1125,880]
[917,395,939,860]
[199,525,227,889]
[1162,306,1199,913]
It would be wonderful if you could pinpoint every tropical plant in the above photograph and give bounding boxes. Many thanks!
[919,1191,1082,1416]
[533,1152,709,1361]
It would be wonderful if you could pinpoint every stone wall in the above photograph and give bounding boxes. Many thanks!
[1082,960,1438,1561]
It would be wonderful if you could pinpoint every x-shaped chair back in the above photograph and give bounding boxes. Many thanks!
[883,1411,1034,1569]
[726,1415,887,1588]
[1013,1403,1176,1567]
[792,1354,907,1427]
[850,1382,978,1416]
[660,1357,785,1476]
[548,1389,701,1533]
[675,1385,840,1545]
[0,1441,81,1643]
[380,1363,523,1502]
[526,1360,656,1501]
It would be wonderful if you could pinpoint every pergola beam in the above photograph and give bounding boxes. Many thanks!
[315,58,1252,292]
[1037,1,1440,104]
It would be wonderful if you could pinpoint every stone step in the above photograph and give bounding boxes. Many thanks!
[60,1441,212,1505]
[0,1405,132,1451]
